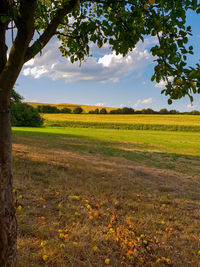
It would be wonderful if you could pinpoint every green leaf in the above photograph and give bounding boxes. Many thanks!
[0,16,10,24]
[168,99,172,105]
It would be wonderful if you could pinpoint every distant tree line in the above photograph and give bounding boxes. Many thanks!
[88,107,182,114]
[108,107,200,115]
[37,105,83,114]
[89,108,107,114]
[11,90,200,128]
[36,105,200,115]
[110,107,135,114]
[12,97,200,116]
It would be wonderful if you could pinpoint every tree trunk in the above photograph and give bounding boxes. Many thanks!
[0,89,17,267]
[0,3,37,264]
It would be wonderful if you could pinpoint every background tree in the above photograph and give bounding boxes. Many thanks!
[11,102,43,127]
[73,107,83,114]
[100,108,107,114]
[159,108,169,114]
[121,107,135,114]
[88,108,99,114]
[37,105,60,113]
[10,89,23,103]
[0,0,200,265]
[60,107,71,113]
[11,91,43,126]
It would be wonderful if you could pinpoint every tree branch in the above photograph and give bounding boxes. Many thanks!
[0,24,8,74]
[24,0,80,62]
[0,0,37,93]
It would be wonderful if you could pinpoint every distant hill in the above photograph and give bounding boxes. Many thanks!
[25,102,117,113]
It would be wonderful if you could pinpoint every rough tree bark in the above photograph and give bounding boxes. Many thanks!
[0,88,16,267]
[0,1,36,265]
[0,20,17,267]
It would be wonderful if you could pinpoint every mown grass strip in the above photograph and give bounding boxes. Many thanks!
[12,127,200,156]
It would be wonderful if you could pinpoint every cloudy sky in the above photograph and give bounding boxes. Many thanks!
[15,11,200,111]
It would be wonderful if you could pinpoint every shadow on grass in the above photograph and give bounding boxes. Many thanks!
[12,129,200,267]
[13,128,200,177]
[12,129,200,202]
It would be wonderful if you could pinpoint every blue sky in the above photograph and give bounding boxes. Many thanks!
[14,10,200,111]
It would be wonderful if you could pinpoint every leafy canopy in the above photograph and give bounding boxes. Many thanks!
[1,0,200,103]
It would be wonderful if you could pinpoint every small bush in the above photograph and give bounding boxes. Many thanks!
[11,102,43,127]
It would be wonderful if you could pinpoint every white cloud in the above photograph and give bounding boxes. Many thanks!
[23,66,47,78]
[134,97,153,108]
[155,80,167,88]
[22,37,154,83]
[134,99,141,108]
[187,104,197,109]
[96,102,105,106]
[142,97,153,104]
[155,77,173,88]
[24,58,34,66]
[98,53,123,67]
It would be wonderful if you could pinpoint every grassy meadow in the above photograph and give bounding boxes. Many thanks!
[12,114,200,266]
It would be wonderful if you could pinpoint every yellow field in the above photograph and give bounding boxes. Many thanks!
[42,114,200,126]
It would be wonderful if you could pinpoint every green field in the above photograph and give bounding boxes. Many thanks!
[13,126,200,157]
[42,114,200,131]
[12,114,200,266]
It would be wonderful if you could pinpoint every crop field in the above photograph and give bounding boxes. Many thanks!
[43,114,200,131]
[12,115,200,266]
[42,114,200,126]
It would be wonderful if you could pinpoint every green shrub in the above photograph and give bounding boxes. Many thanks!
[11,102,43,127]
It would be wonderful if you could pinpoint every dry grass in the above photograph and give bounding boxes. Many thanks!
[13,133,200,266]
